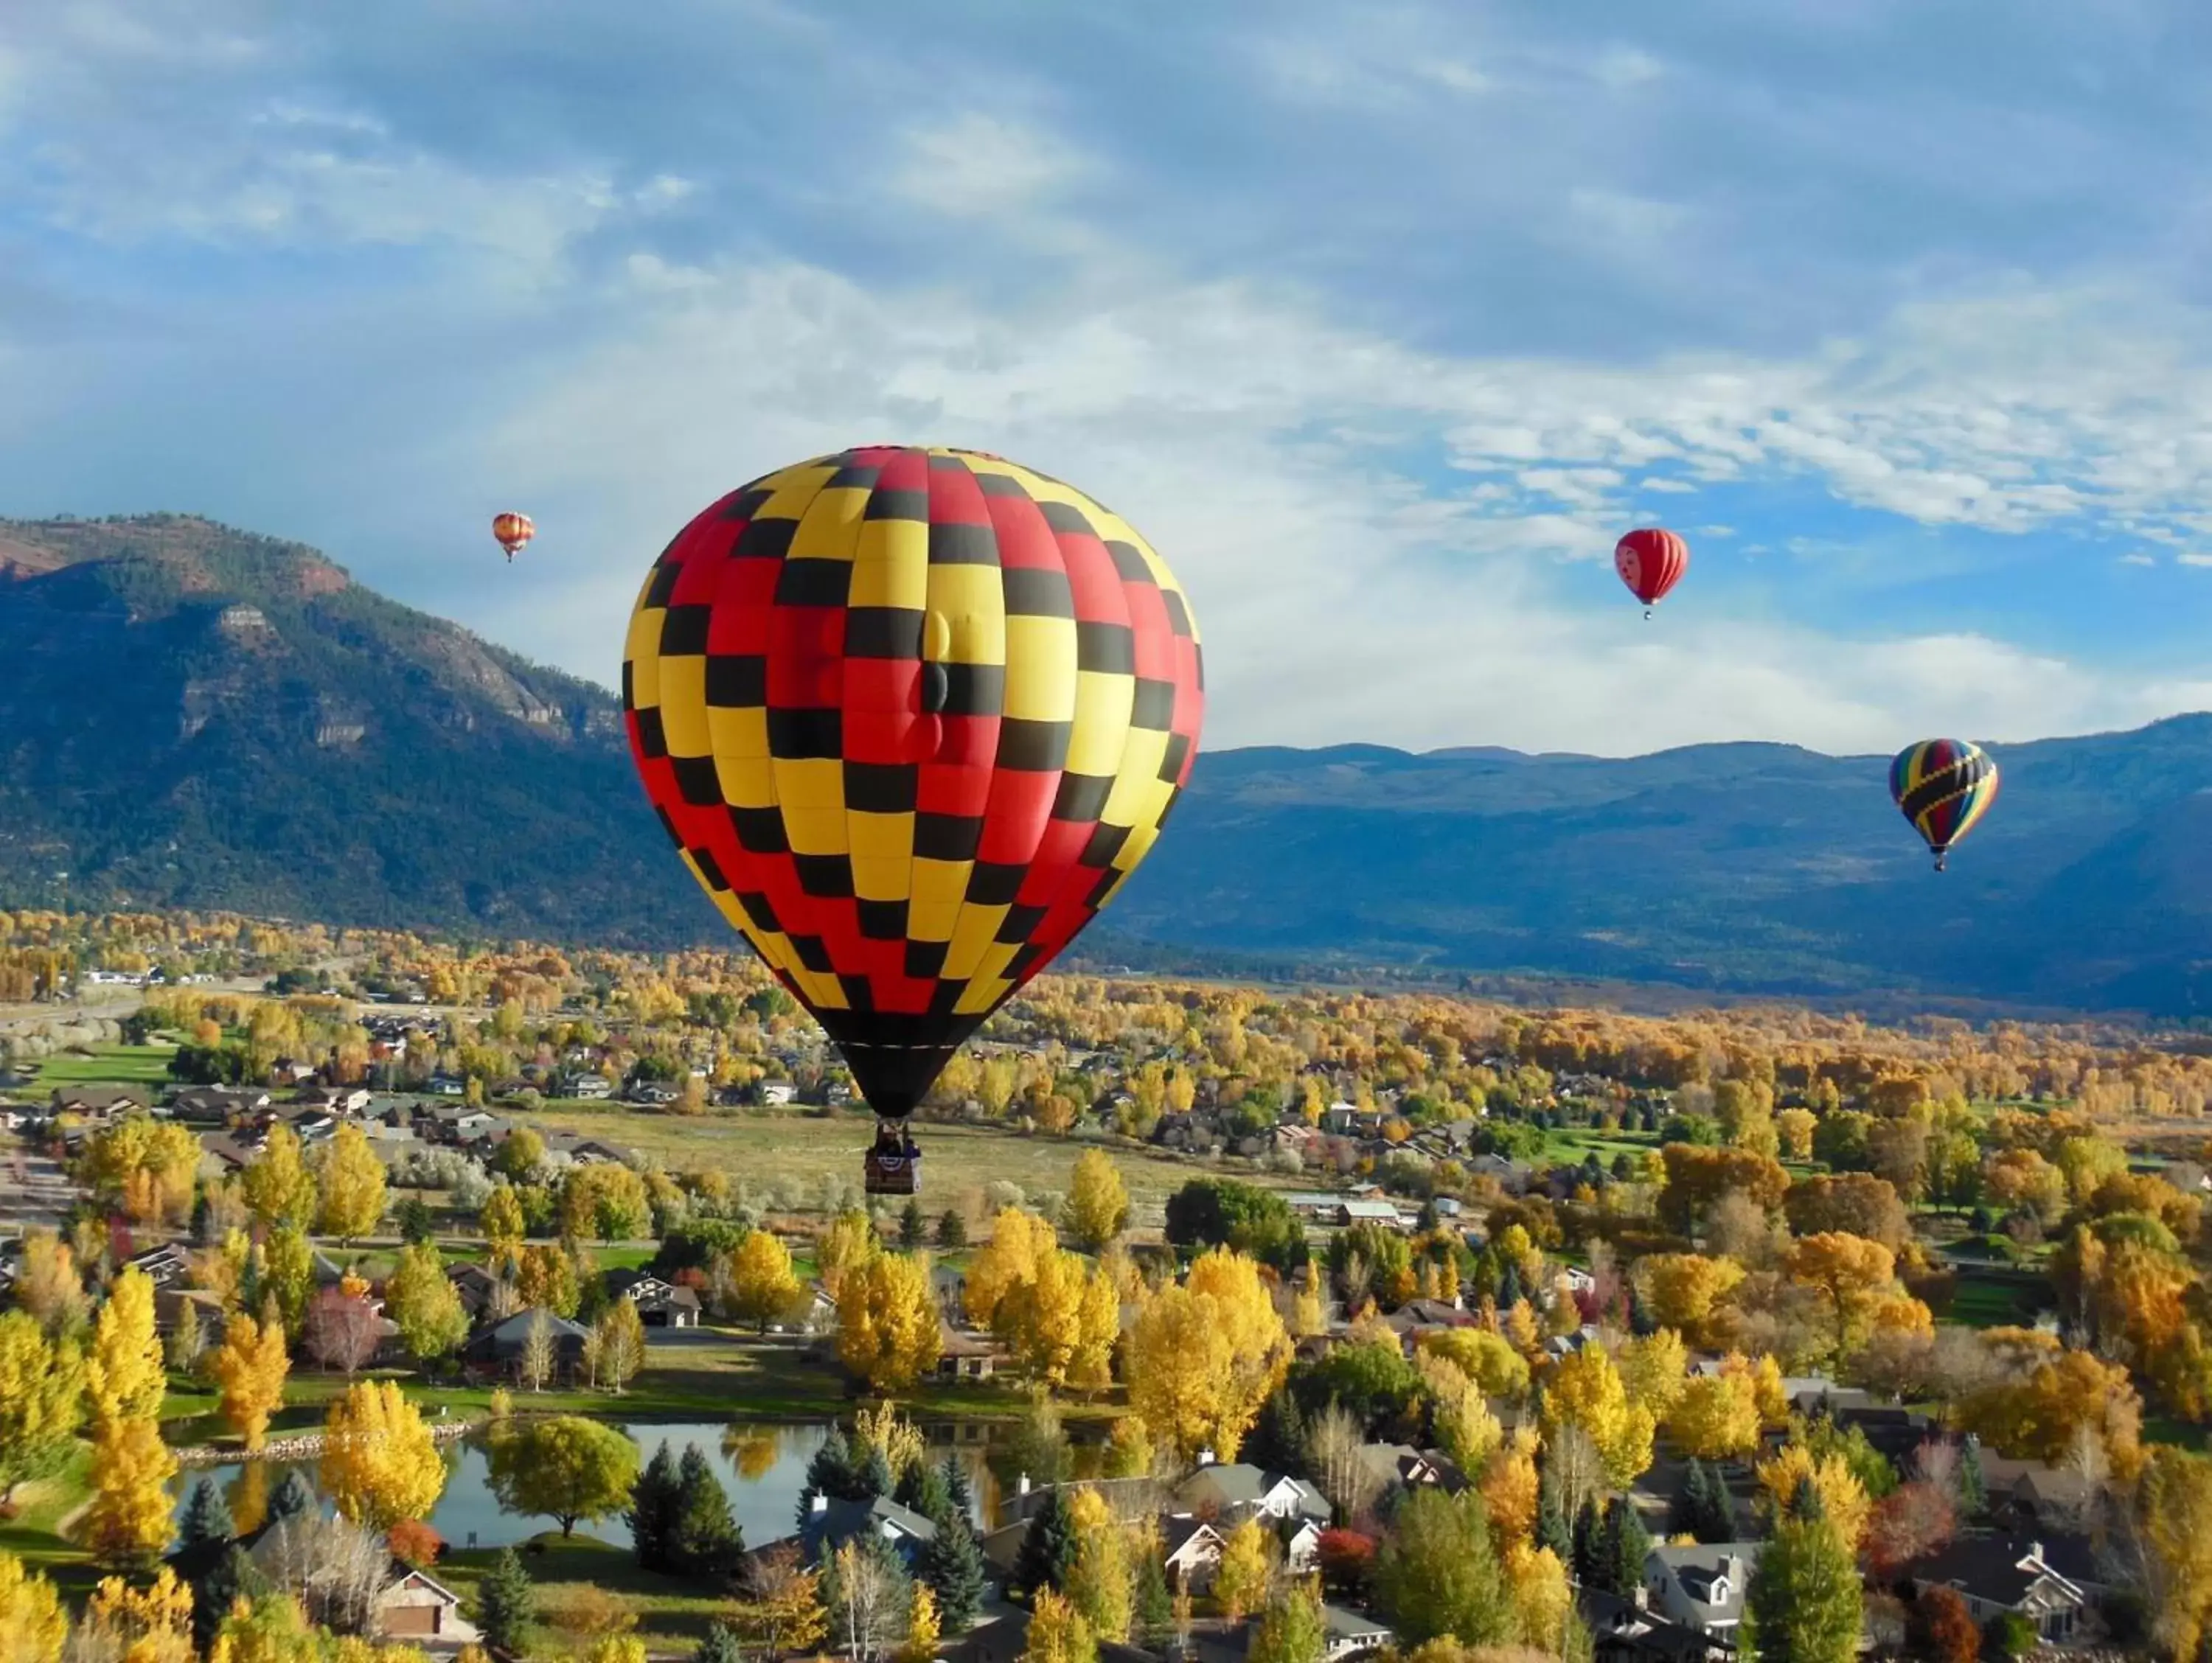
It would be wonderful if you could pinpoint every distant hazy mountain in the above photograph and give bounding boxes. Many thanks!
[1,514,2205,1012]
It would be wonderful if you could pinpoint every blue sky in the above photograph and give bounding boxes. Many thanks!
[5,1,2212,756]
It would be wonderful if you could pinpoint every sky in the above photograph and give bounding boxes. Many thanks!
[7,1,2212,757]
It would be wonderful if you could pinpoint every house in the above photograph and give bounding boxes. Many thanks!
[1353,1443,1450,1496]
[943,1609,1161,1663]
[1978,1454,2100,1526]
[49,1085,144,1120]
[1582,1590,1721,1663]
[560,1072,613,1101]
[566,1136,635,1167]
[1003,1477,1169,1528]
[293,1085,372,1117]
[372,1563,476,1645]
[447,1262,506,1322]
[197,1132,260,1178]
[1194,1606,1391,1663]
[459,1310,591,1384]
[1159,1514,1228,1591]
[153,1286,228,1337]
[1385,1300,1472,1341]
[761,1081,799,1106]
[1175,1463,1330,1524]
[1282,1516,1324,1575]
[1338,1199,1404,1228]
[125,1241,192,1289]
[793,1493,938,1569]
[172,1514,478,1648]
[603,1268,702,1328]
[167,1086,269,1123]
[1907,1537,2088,1642]
[936,1326,1000,1381]
[1644,1545,1763,1643]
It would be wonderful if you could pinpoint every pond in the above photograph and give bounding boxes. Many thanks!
[176,1421,1004,1552]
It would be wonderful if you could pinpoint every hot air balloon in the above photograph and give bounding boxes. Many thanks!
[1890,739,1999,871]
[1615,528,1688,618]
[623,446,1203,1194]
[492,512,535,562]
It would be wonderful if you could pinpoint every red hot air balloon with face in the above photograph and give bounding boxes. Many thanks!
[1615,528,1688,618]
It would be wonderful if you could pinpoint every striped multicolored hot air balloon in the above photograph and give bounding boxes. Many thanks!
[1614,528,1688,618]
[1890,739,1999,871]
[492,512,535,562]
[622,445,1203,1192]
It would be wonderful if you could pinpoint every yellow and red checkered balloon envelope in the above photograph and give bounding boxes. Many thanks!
[624,446,1203,1118]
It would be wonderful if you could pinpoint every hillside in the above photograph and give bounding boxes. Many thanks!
[1,514,2208,1011]
[0,514,699,942]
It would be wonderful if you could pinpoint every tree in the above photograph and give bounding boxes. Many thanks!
[179,1474,235,1550]
[727,1228,804,1332]
[1000,1247,1104,1389]
[731,1545,831,1659]
[1542,1345,1655,1488]
[1065,1151,1130,1252]
[1787,1233,1899,1359]
[1594,1498,1652,1597]
[487,1415,641,1535]
[495,1126,546,1182]
[591,1297,648,1394]
[1374,1488,1510,1646]
[302,1285,383,1376]
[631,1443,682,1571]
[1017,1488,1079,1600]
[83,1412,178,1569]
[316,1123,389,1244]
[1060,1488,1133,1641]
[919,1512,990,1631]
[0,1550,67,1663]
[1785,1174,1909,1252]
[1249,1579,1328,1663]
[478,1547,538,1657]
[1214,1516,1274,1622]
[1163,1177,1302,1269]
[1756,1443,1871,1553]
[520,1308,559,1392]
[1867,1482,1957,1580]
[242,1123,318,1232]
[81,1115,199,1226]
[80,1563,195,1662]
[10,1230,86,1336]
[483,1183,526,1269]
[937,1210,968,1249]
[1671,1459,1736,1544]
[674,1443,742,1577]
[1127,1249,1292,1461]
[1667,1370,1763,1460]
[260,1224,315,1336]
[381,1244,468,1369]
[818,1211,880,1301]
[1023,1589,1097,1663]
[516,1243,582,1317]
[2140,1445,2212,1663]
[1633,1254,1745,1345]
[209,1308,292,1449]
[823,1533,911,1662]
[319,1379,448,1530]
[838,1251,942,1392]
[88,1265,167,1422]
[903,1583,942,1663]
[965,1208,1057,1330]
[1745,1482,1862,1663]
[697,1625,748,1663]
[0,1313,83,1505]
[1418,1328,1531,1399]
[1657,1145,1788,1235]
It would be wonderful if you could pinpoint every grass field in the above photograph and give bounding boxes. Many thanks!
[27,1041,177,1087]
[518,1106,1265,1226]
[434,1533,737,1656]
[1946,1268,2052,1329]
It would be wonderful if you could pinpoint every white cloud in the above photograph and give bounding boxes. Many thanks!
[2120,551,2156,565]
[2177,553,2212,568]
[891,111,1088,220]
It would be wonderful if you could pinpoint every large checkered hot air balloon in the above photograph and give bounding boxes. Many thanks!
[623,446,1203,1193]
[1890,739,1999,872]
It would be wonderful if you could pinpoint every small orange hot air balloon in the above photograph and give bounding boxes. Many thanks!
[491,512,535,562]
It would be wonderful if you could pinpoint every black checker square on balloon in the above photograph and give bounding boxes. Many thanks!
[904,940,950,980]
[1001,567,1075,618]
[793,853,856,899]
[737,892,781,933]
[928,523,998,566]
[768,707,843,759]
[858,899,910,941]
[1080,821,1130,868]
[1038,500,1096,537]
[734,517,799,561]
[1076,621,1135,674]
[1161,590,1194,638]
[631,705,668,759]
[844,761,918,815]
[1104,540,1155,583]
[845,607,925,659]
[965,861,1026,905]
[1051,772,1113,823]
[791,934,835,973]
[1158,731,1192,784]
[1006,941,1050,980]
[1130,677,1175,731]
[670,754,723,807]
[995,903,1048,944]
[689,846,731,892]
[996,717,1071,773]
[825,464,883,491]
[730,806,789,855]
[776,558,854,607]
[864,488,929,522]
[644,561,684,608]
[658,604,712,657]
[705,654,768,708]
[936,663,1005,717]
[720,486,775,521]
[836,974,876,1012]
[914,812,984,862]
[975,472,1032,498]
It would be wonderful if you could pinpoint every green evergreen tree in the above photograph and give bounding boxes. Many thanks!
[1374,1488,1510,1645]
[1248,1388,1310,1478]
[192,1545,268,1653]
[1957,1440,1986,1518]
[266,1468,316,1525]
[937,1209,968,1249]
[397,1193,437,1245]
[479,1546,538,1656]
[919,1510,992,1631]
[178,1476,234,1549]
[630,1441,683,1571]
[1745,1480,1860,1663]
[897,1458,954,1525]
[1536,1463,1573,1561]
[1667,1459,1708,1539]
[1627,1283,1657,1337]
[799,1429,860,1527]
[1599,1497,1652,1597]
[900,1199,928,1250]
[695,1622,747,1663]
[857,1441,896,1501]
[1571,1497,1604,1586]
[674,1443,742,1577]
[942,1452,975,1521]
[1134,1546,1174,1642]
[1015,1488,1079,1600]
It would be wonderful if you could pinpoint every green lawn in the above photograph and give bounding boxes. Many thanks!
[1946,1269,2051,1330]
[435,1532,737,1656]
[0,1446,97,1594]
[29,1042,177,1087]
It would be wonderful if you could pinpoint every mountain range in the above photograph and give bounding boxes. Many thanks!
[1,514,2206,1014]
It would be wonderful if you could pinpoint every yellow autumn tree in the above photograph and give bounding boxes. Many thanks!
[1615,1329,1690,1420]
[1024,1590,1096,1663]
[82,1413,179,1569]
[1293,1262,1326,1339]
[320,1380,448,1530]
[1786,1233,1899,1359]
[817,1211,879,1302]
[1211,1516,1274,1622]
[1542,1345,1655,1488]
[902,1583,942,1663]
[965,1207,1057,1330]
[1065,1487,1134,1641]
[241,1123,319,1233]
[481,1184,525,1272]
[1505,1541,1574,1652]
[1065,1151,1131,1252]
[0,1550,67,1663]
[1666,1370,1763,1460]
[1126,1249,1290,1461]
[316,1123,389,1244]
[82,1565,195,1663]
[208,1309,291,1451]
[1756,1443,1871,1552]
[726,1228,804,1332]
[837,1250,942,1392]
[2141,1446,2212,1663]
[1634,1255,1745,1345]
[1480,1426,1542,1552]
[88,1266,167,1423]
